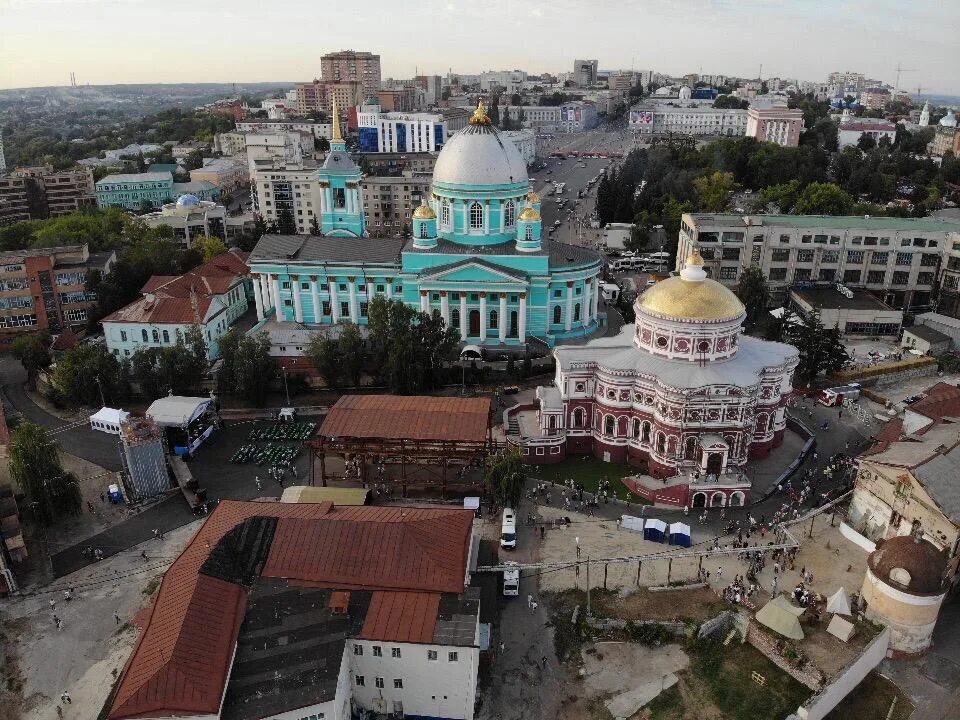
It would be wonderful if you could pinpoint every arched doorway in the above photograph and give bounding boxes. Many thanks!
[509,310,518,337]
[706,452,723,476]
[692,492,707,508]
[710,491,726,507]
[729,491,745,507]
[469,309,480,336]
[684,437,697,460]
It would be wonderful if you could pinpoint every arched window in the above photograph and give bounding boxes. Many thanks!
[642,422,651,443]
[504,200,515,227]
[572,408,585,428]
[441,201,451,227]
[162,329,170,343]
[141,329,148,342]
[451,308,460,328]
[553,305,562,324]
[685,437,697,460]
[755,413,768,433]
[525,225,534,241]
[469,201,483,229]
[656,433,666,454]
[489,309,498,329]
[152,328,160,343]
[418,223,428,239]
[604,415,615,436]
[632,418,641,438]
[574,303,581,321]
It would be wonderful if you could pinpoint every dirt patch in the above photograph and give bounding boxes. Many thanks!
[824,671,914,720]
[596,587,729,623]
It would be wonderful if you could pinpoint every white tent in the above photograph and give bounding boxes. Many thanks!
[826,587,852,616]
[89,407,129,435]
[620,514,645,533]
[146,396,212,427]
[826,614,856,642]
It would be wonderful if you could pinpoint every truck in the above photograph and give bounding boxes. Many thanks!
[503,561,520,596]
[818,383,862,407]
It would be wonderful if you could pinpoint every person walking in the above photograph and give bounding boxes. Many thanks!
[114,612,121,625]
[60,692,71,704]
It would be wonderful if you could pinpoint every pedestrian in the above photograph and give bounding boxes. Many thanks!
[141,550,148,561]
[87,500,94,513]
[716,566,722,579]
[540,526,545,540]
[100,492,105,503]
[838,409,843,419]
[114,612,121,625]
[683,505,689,516]
[55,617,63,631]
[527,594,533,610]
[48,598,56,611]
[575,536,581,558]
[61,692,71,704]
[541,655,548,669]
[153,529,159,540]
[56,706,63,719]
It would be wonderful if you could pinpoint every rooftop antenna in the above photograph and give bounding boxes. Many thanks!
[894,63,917,94]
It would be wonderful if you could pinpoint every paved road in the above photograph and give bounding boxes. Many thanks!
[531,156,609,248]
[0,356,123,471]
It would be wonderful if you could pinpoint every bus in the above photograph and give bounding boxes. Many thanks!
[503,561,520,596]
[554,182,566,194]
[500,508,517,549]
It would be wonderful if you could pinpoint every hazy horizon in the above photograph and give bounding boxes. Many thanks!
[1,0,958,95]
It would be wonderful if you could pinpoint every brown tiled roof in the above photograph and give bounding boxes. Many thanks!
[320,395,491,443]
[109,501,474,720]
[141,276,178,293]
[907,382,960,425]
[139,250,248,299]
[262,506,474,593]
[109,501,336,720]
[358,591,440,643]
[101,295,214,325]
[862,418,905,456]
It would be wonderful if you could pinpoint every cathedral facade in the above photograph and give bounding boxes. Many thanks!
[247,102,603,352]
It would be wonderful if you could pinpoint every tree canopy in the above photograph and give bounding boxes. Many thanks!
[9,422,82,526]
[51,343,127,406]
[485,448,525,510]
[734,267,770,328]
[783,310,851,386]
[217,329,277,406]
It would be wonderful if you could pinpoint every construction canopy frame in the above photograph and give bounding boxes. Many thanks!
[309,395,495,494]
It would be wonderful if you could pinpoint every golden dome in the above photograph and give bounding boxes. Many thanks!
[636,275,745,321]
[519,206,541,221]
[413,203,436,219]
[470,100,492,126]
[526,190,541,203]
[686,247,704,266]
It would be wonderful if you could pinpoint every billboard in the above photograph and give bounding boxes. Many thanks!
[630,111,653,125]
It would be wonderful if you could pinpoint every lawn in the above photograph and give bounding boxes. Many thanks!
[823,672,913,720]
[524,457,650,503]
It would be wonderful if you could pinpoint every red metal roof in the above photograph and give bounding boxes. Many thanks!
[263,506,473,593]
[109,501,474,720]
[320,395,491,443]
[101,295,214,325]
[906,382,960,426]
[358,591,440,644]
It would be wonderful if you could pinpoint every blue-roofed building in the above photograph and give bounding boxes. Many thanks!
[247,102,604,360]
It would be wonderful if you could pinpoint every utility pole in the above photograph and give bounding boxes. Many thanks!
[95,375,106,408]
[586,556,591,616]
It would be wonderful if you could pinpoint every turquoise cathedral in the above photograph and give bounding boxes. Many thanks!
[248,102,603,352]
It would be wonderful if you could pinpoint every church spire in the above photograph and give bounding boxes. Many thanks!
[330,95,346,151]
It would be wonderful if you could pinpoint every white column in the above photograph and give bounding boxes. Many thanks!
[583,279,592,324]
[271,275,282,322]
[483,201,490,235]
[385,278,393,299]
[499,201,505,233]
[330,278,341,322]
[348,277,359,323]
[258,274,270,311]
[310,276,320,323]
[252,274,264,321]
[591,278,599,318]
[499,293,508,343]
[440,292,450,325]
[291,275,304,323]
[459,294,468,339]
[324,187,333,211]
[519,293,527,343]
[479,293,488,342]
[565,282,574,332]
[420,290,430,313]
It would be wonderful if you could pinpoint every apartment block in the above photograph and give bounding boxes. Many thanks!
[320,49,382,101]
[0,244,115,348]
[629,105,748,137]
[746,107,804,147]
[361,175,431,237]
[0,176,32,225]
[678,213,960,312]
[96,172,219,211]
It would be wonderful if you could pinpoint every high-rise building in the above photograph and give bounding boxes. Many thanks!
[320,50,382,101]
[573,59,598,87]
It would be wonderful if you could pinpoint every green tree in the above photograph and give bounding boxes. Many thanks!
[338,322,365,388]
[184,149,205,171]
[857,134,877,151]
[759,179,803,212]
[52,343,126,406]
[713,95,749,110]
[305,331,342,388]
[784,310,851,386]
[693,170,735,212]
[734,267,770,328]
[9,422,81,526]
[309,215,321,235]
[314,137,331,152]
[193,234,228,262]
[625,224,649,253]
[12,331,51,387]
[595,171,617,226]
[217,329,277,406]
[793,182,854,215]
[485,448,525,509]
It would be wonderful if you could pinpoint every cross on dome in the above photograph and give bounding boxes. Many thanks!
[470,100,492,126]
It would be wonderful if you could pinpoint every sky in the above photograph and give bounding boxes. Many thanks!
[1,0,959,94]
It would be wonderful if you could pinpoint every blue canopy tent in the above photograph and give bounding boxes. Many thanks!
[669,522,692,547]
[643,518,667,542]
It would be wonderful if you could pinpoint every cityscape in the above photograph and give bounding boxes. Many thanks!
[1,5,960,720]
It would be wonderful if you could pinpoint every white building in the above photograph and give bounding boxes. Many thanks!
[501,129,537,165]
[629,104,748,137]
[504,101,598,132]
[357,105,447,153]
[214,131,247,157]
[480,70,527,91]
[236,119,333,140]
[140,195,228,248]
[838,114,898,149]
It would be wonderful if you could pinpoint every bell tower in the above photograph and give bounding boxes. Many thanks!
[316,96,366,237]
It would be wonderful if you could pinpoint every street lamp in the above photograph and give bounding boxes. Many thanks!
[281,366,290,406]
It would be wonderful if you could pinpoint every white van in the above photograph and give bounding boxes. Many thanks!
[503,561,520,596]
[500,508,517,549]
